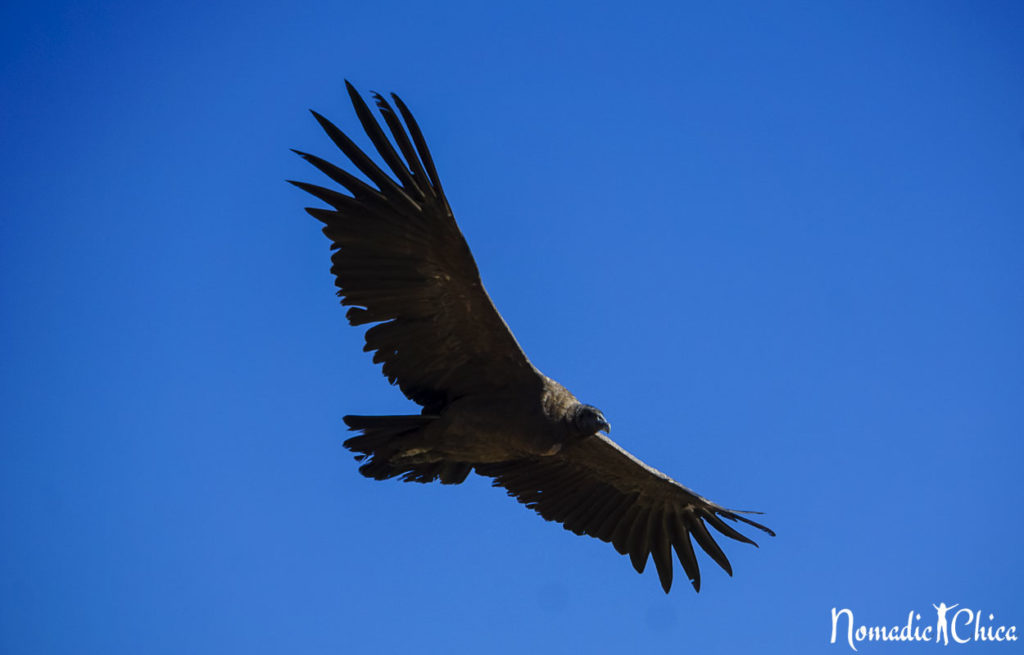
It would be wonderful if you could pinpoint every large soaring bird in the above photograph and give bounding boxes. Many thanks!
[290,82,774,593]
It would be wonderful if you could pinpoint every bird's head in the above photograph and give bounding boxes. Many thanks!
[572,404,611,437]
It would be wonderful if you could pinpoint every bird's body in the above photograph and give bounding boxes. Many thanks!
[291,82,774,593]
[426,379,581,459]
[346,375,587,474]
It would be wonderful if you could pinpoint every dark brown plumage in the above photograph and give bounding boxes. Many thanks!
[291,81,774,593]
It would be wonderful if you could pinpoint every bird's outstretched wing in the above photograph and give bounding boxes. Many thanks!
[478,434,774,593]
[290,82,540,412]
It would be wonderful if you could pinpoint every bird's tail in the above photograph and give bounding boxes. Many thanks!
[342,415,472,485]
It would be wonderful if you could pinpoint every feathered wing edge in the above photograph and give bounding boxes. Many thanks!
[290,81,442,215]
[477,442,774,593]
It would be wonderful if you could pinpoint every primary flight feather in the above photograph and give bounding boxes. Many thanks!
[290,81,774,593]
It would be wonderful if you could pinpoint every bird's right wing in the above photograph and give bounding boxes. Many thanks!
[478,433,774,593]
[290,82,541,412]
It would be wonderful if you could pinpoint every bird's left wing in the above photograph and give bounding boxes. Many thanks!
[290,83,542,412]
[477,434,774,593]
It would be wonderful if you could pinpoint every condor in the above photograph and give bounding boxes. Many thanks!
[290,82,773,593]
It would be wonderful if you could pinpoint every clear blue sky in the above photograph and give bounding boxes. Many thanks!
[3,1,1022,653]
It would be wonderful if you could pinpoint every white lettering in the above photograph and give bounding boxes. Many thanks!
[952,608,973,645]
[898,612,914,642]
[831,607,857,651]
[829,604,1018,649]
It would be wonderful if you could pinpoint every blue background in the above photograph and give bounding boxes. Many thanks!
[3,1,1022,652]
